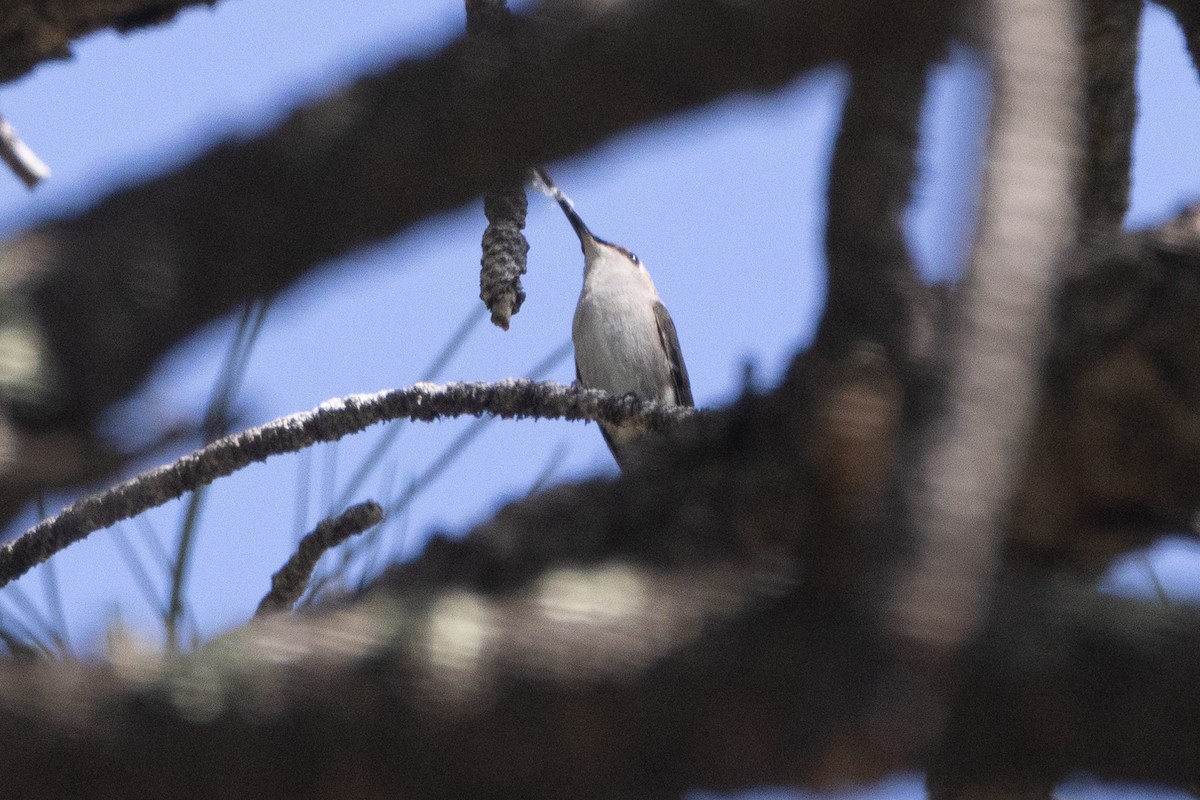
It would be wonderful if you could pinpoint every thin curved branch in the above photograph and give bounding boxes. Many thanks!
[0,380,696,590]
[255,501,384,616]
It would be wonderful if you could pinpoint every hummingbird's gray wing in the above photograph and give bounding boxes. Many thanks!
[577,357,627,466]
[653,301,693,407]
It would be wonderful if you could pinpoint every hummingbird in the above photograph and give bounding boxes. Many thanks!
[533,169,693,469]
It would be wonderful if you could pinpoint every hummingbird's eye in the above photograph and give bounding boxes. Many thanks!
[610,242,641,265]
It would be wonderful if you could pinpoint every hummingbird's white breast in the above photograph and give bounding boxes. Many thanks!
[572,245,677,404]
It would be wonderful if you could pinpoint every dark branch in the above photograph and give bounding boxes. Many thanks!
[1158,0,1200,77]
[0,0,223,84]
[1079,0,1142,242]
[1012,202,1200,572]
[817,58,927,363]
[803,57,928,592]
[1,521,1200,797]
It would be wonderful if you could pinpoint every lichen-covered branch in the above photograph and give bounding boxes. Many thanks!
[0,380,695,591]
[255,501,384,616]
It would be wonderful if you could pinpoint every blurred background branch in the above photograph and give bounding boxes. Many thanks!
[0,0,226,84]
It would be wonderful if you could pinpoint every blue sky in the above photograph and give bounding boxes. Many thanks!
[0,0,1194,720]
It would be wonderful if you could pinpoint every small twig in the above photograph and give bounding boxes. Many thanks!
[526,440,571,497]
[109,525,167,614]
[256,502,383,616]
[38,557,69,657]
[1141,553,1171,606]
[0,380,696,591]
[0,602,53,660]
[133,516,171,572]
[0,113,49,189]
[3,584,62,657]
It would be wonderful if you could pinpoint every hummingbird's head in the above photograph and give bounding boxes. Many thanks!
[531,168,646,275]
[555,198,645,274]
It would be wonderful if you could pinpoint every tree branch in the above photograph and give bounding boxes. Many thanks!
[1157,0,1200,77]
[1012,202,1200,571]
[0,0,225,84]
[892,0,1082,654]
[0,210,1195,795]
[0,516,1199,797]
[803,55,928,593]
[817,58,927,363]
[1079,0,1142,242]
[0,380,696,590]
[255,501,383,616]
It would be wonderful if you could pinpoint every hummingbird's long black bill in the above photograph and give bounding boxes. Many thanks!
[531,167,594,243]
[557,197,592,243]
